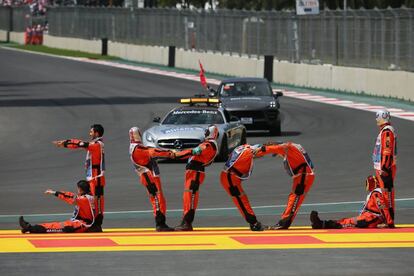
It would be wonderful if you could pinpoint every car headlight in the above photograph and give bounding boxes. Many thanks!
[145,132,155,142]
[269,101,276,108]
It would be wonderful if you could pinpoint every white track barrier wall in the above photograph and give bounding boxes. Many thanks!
[176,49,264,78]
[43,34,101,54]
[273,61,413,101]
[9,31,25,44]
[108,41,169,66]
[0,30,8,41]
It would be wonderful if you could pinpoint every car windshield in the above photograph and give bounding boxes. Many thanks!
[162,109,225,124]
[219,81,272,97]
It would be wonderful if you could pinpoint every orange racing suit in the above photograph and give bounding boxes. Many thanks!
[373,123,397,219]
[62,137,105,218]
[28,191,95,233]
[129,142,175,227]
[176,138,218,225]
[256,142,315,229]
[220,144,261,226]
[318,188,394,229]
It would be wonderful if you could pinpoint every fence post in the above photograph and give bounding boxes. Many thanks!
[393,10,400,69]
[102,38,108,56]
[7,6,13,42]
[9,6,13,30]
[168,45,175,67]
[264,55,273,82]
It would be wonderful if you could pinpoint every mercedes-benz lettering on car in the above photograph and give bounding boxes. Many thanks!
[211,78,283,135]
[143,98,247,160]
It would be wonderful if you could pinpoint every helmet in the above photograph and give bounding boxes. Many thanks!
[376,110,390,126]
[129,127,142,143]
[77,180,90,194]
[365,175,379,192]
[205,125,219,141]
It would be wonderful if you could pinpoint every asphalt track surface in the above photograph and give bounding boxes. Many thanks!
[1,48,414,275]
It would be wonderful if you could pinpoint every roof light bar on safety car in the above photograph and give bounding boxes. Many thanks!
[180,98,221,105]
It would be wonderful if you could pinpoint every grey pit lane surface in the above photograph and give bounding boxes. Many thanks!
[1,48,414,275]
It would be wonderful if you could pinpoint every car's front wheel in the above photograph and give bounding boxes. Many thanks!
[218,136,229,161]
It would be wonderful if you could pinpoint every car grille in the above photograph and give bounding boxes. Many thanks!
[267,110,279,120]
[230,110,265,119]
[157,138,202,149]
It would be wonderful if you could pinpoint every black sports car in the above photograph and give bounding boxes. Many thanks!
[210,78,283,135]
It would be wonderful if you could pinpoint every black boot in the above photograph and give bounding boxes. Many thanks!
[19,216,31,234]
[174,220,193,231]
[310,211,342,229]
[154,212,174,231]
[29,225,47,233]
[86,224,103,233]
[266,217,291,230]
[156,223,174,232]
[175,210,194,231]
[250,221,265,231]
[323,220,342,229]
[310,211,323,229]
[86,214,103,233]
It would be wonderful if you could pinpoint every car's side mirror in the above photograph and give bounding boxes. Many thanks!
[208,86,218,97]
[230,116,239,122]
[208,91,217,98]
[273,91,283,98]
[153,117,161,123]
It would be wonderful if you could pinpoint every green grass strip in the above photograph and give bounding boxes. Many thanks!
[3,43,118,60]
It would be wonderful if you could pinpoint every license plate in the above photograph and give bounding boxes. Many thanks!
[241,117,253,124]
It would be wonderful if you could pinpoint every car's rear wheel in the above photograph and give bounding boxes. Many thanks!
[218,136,229,161]
[269,119,281,136]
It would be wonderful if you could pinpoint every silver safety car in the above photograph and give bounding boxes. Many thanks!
[142,98,247,160]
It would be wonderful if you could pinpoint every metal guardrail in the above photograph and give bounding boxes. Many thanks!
[2,6,414,72]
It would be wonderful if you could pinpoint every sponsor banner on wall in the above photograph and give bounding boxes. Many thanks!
[296,0,320,15]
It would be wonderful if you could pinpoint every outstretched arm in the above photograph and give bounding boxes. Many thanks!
[254,143,285,158]
[53,139,88,149]
[45,189,76,205]
[149,148,176,159]
[174,149,193,159]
